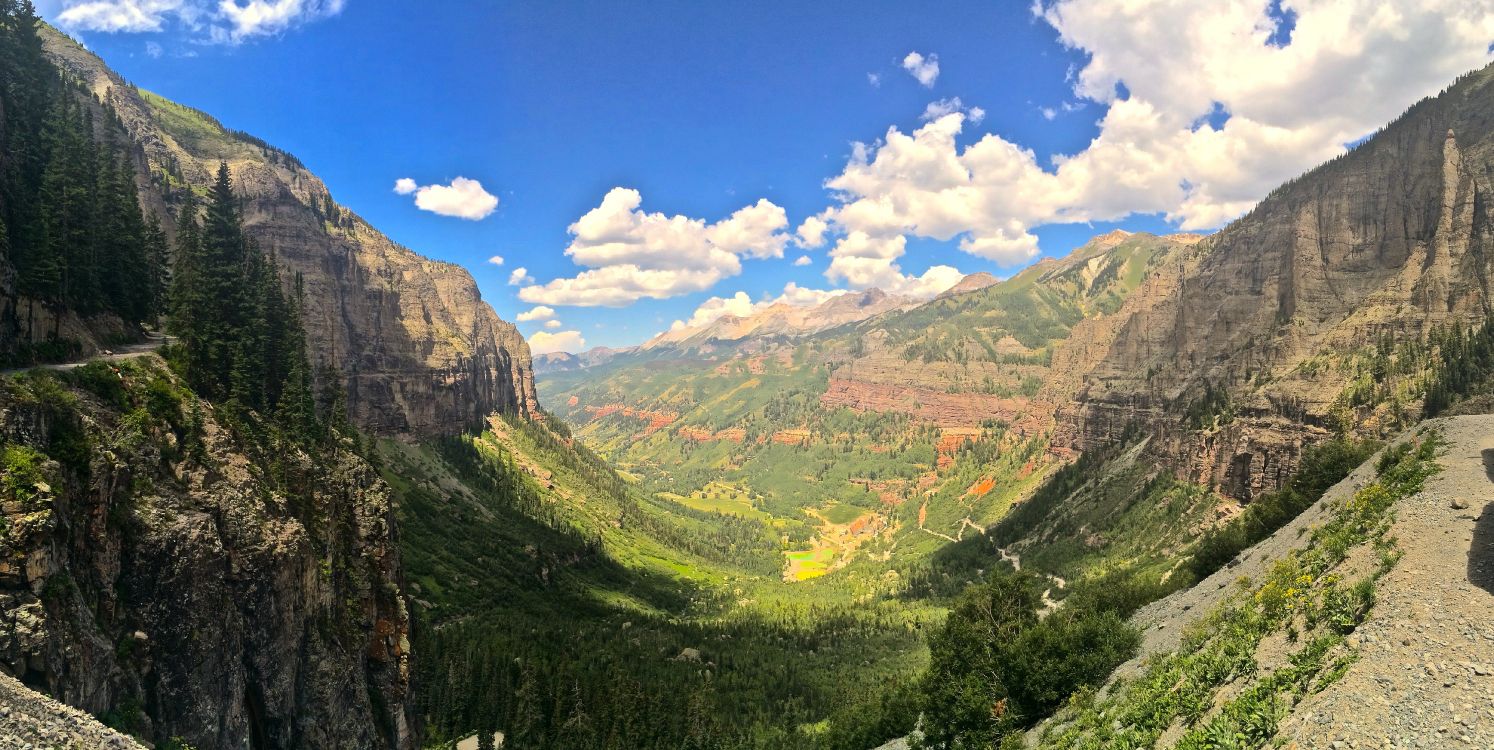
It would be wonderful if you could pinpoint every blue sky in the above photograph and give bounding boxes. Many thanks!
[39,1,1494,352]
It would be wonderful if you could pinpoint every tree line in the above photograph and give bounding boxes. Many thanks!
[1,0,166,345]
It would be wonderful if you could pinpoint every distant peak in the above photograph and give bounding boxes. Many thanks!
[1092,229,1133,247]
[939,272,1001,298]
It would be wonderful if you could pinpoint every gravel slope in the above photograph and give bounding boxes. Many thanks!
[0,672,142,749]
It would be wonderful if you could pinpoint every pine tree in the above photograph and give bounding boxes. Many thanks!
[168,191,213,394]
[143,214,169,324]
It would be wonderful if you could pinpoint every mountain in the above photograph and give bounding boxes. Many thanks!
[36,27,537,437]
[532,346,631,374]
[936,271,1000,299]
[1055,66,1494,500]
[640,287,918,352]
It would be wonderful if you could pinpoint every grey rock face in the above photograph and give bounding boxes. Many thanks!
[0,360,416,749]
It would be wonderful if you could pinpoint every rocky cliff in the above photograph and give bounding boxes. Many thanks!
[1054,65,1494,499]
[0,358,415,749]
[39,27,538,438]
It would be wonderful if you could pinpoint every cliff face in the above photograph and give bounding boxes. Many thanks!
[1054,65,1494,499]
[39,28,537,438]
[0,359,414,749]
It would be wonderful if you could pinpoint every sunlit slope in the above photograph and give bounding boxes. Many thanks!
[537,231,1200,580]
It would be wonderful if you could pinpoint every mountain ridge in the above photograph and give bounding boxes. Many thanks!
[34,26,538,438]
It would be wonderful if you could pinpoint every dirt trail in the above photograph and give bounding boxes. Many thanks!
[994,545,1067,614]
[0,332,170,376]
[1051,416,1494,748]
[1272,415,1494,748]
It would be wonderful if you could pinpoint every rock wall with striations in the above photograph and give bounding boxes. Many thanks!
[0,359,416,749]
[1054,64,1494,499]
[40,27,538,438]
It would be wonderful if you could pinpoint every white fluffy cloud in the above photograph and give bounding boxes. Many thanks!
[671,291,758,331]
[795,215,828,249]
[56,0,343,41]
[528,329,586,355]
[486,255,504,266]
[508,268,531,286]
[396,176,499,220]
[902,51,940,87]
[516,305,555,322]
[543,319,562,329]
[793,255,812,267]
[808,0,1494,293]
[922,97,984,124]
[57,0,185,32]
[519,188,790,307]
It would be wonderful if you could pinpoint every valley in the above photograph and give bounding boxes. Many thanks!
[3,5,1494,750]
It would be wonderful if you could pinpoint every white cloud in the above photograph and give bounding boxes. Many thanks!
[673,291,759,330]
[543,319,562,329]
[516,305,555,322]
[397,176,499,220]
[921,97,984,124]
[58,0,184,32]
[795,215,828,249]
[793,255,812,267]
[519,187,790,307]
[867,72,882,87]
[528,329,585,355]
[902,51,940,87]
[145,40,163,57]
[806,0,1494,290]
[214,0,345,42]
[772,281,847,307]
[56,0,342,41]
[508,268,531,286]
[1040,106,1057,120]
[486,255,504,266]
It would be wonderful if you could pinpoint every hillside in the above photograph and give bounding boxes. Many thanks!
[22,26,538,437]
[0,358,414,749]
[1029,416,1490,748]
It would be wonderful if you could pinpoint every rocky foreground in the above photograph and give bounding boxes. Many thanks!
[0,672,142,749]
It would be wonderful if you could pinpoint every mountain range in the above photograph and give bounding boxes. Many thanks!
[3,15,1494,750]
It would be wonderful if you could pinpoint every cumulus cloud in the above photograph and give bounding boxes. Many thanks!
[396,176,499,220]
[921,97,984,124]
[528,329,585,355]
[56,0,343,42]
[516,305,555,322]
[805,0,1494,292]
[519,188,790,307]
[215,0,345,42]
[793,255,812,267]
[671,291,759,331]
[543,319,562,329]
[902,51,940,87]
[486,255,504,266]
[795,215,828,249]
[57,0,185,32]
[508,268,531,286]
